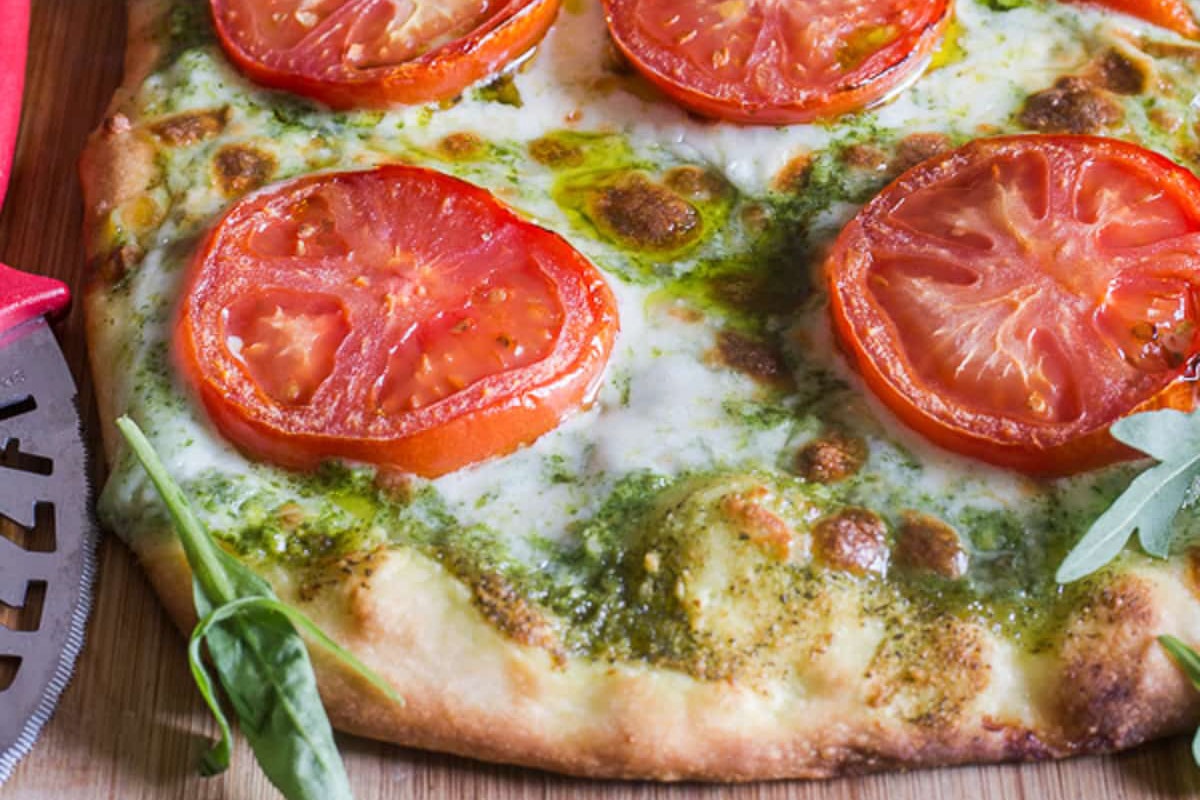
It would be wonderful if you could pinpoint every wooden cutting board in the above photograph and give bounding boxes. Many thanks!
[4,2,1200,797]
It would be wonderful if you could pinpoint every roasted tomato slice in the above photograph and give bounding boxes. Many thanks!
[826,135,1200,475]
[601,0,951,125]
[1068,0,1200,38]
[177,165,618,478]
[210,0,561,108]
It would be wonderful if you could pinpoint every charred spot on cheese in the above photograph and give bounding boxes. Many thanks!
[719,486,797,561]
[865,616,990,726]
[894,511,968,579]
[94,244,145,286]
[794,432,867,484]
[813,508,889,576]
[586,172,701,252]
[1092,48,1148,95]
[438,131,487,161]
[892,132,953,173]
[529,135,585,168]
[150,107,229,146]
[709,329,791,386]
[842,143,889,173]
[739,203,771,236]
[213,144,277,197]
[772,153,814,194]
[1018,77,1123,134]
[663,165,730,203]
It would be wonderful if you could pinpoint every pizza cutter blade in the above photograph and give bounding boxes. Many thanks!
[0,0,99,783]
[0,265,97,785]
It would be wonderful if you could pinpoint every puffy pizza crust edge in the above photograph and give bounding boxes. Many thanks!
[76,0,1200,781]
[118,528,1200,780]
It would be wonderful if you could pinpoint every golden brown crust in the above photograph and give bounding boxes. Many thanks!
[78,0,167,263]
[1056,574,1200,750]
[79,0,168,462]
[80,0,1200,782]
[124,532,1200,781]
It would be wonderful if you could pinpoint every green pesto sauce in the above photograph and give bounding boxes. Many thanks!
[101,0,1200,675]
[474,74,524,108]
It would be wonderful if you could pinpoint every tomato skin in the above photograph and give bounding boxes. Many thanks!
[210,0,561,109]
[830,297,1200,474]
[1068,0,1200,38]
[176,165,618,478]
[601,0,952,125]
[826,135,1200,475]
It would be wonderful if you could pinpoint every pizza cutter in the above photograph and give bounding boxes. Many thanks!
[0,0,99,784]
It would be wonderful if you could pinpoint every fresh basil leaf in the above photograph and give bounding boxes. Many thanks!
[202,595,400,705]
[117,416,399,697]
[241,596,399,702]
[1057,409,1200,583]
[116,416,251,606]
[187,623,235,776]
[196,598,354,800]
[116,416,401,800]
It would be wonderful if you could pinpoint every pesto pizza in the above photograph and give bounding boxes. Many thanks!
[82,0,1200,781]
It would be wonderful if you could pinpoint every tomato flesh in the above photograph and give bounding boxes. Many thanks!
[602,0,950,125]
[826,135,1200,474]
[1069,0,1200,38]
[225,289,351,405]
[211,0,561,108]
[177,165,619,478]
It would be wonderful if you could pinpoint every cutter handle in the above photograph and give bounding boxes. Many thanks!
[0,262,70,333]
[0,0,30,212]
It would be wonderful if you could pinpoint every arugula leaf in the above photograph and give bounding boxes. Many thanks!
[116,416,400,800]
[1057,409,1200,583]
[1159,636,1200,766]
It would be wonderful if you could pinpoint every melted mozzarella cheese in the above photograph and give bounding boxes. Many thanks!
[102,0,1198,560]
